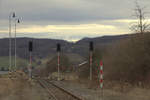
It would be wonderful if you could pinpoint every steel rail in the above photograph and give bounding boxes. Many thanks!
[45,80,86,100]
[38,79,58,100]
[37,79,86,100]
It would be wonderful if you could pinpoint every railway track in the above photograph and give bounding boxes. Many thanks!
[37,79,86,100]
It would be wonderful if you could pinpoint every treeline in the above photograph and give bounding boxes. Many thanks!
[103,33,150,87]
[0,67,8,71]
[35,33,150,88]
[36,54,72,76]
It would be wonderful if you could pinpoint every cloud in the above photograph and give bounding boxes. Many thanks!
[1,0,150,22]
[0,20,131,41]
[16,24,115,33]
[0,0,150,41]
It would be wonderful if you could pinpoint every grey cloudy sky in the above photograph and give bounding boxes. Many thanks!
[0,0,150,41]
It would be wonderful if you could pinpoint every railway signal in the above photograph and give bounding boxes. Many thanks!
[29,41,33,52]
[57,43,61,81]
[89,41,94,80]
[28,41,33,79]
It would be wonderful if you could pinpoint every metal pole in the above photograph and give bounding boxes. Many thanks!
[14,20,17,70]
[57,52,60,81]
[14,18,20,71]
[30,52,32,66]
[9,12,15,72]
[9,15,11,72]
[29,51,32,78]
[90,51,93,80]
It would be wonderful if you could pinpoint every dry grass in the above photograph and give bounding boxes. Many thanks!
[0,75,49,100]
[103,33,150,86]
[53,80,150,100]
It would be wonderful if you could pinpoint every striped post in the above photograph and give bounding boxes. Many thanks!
[100,61,103,88]
[99,61,103,100]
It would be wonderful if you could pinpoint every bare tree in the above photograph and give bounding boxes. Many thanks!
[130,1,150,34]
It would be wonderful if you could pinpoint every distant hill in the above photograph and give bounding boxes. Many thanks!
[0,38,70,59]
[0,34,129,60]
[72,34,129,57]
[77,34,129,45]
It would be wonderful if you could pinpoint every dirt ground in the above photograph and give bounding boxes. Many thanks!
[1,72,150,100]
[0,74,49,100]
[52,80,150,100]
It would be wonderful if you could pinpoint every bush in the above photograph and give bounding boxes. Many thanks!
[103,33,150,85]
[78,48,103,80]
[1,67,4,71]
[39,54,72,76]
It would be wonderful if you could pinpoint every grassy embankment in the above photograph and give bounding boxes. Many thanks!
[0,56,31,70]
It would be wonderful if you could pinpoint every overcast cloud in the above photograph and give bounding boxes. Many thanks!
[0,0,150,41]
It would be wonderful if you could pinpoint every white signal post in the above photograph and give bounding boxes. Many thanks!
[29,52,32,67]
[57,51,60,81]
[89,41,93,81]
[99,61,104,100]
[90,51,93,80]
[28,51,32,79]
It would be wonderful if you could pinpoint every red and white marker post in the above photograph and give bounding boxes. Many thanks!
[99,61,103,100]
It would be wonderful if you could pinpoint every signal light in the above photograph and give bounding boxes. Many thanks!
[89,41,94,51]
[29,41,33,52]
[12,13,16,18]
[57,43,61,52]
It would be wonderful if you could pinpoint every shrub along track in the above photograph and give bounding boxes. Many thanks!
[37,79,86,100]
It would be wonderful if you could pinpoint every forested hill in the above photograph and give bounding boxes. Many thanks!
[0,34,129,58]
